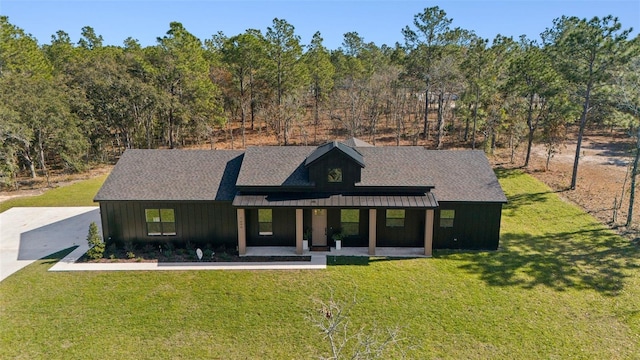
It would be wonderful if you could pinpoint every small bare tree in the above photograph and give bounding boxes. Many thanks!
[307,290,412,359]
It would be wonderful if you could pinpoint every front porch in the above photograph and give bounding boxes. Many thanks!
[237,208,436,257]
[244,246,430,258]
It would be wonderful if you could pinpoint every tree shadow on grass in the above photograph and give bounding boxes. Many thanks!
[327,256,420,266]
[40,246,78,265]
[446,228,640,296]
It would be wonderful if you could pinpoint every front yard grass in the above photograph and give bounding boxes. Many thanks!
[1,170,640,359]
[0,174,107,213]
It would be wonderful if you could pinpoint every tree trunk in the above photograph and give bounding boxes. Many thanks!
[168,109,175,149]
[22,149,36,179]
[250,72,256,131]
[524,94,536,168]
[284,115,290,146]
[570,81,592,190]
[436,90,445,149]
[464,103,472,142]
[314,83,320,144]
[472,85,479,150]
[36,130,47,175]
[626,125,640,228]
[240,78,246,148]
[423,80,430,139]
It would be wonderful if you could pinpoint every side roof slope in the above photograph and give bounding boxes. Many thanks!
[94,149,244,201]
[236,146,315,187]
[420,150,507,203]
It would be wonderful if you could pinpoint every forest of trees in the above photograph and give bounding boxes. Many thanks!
[1,7,639,192]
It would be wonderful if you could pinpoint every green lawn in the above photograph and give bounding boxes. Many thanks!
[1,170,640,359]
[0,174,107,213]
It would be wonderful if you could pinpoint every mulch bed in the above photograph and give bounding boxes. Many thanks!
[77,247,311,263]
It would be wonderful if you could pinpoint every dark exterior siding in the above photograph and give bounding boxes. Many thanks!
[327,208,369,247]
[99,201,237,247]
[433,202,502,250]
[246,208,296,246]
[308,153,362,191]
[376,209,424,247]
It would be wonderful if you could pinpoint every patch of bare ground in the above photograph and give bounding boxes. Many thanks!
[492,129,640,238]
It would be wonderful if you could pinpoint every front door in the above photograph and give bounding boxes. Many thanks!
[312,209,327,246]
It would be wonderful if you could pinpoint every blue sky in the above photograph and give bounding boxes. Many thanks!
[1,1,638,49]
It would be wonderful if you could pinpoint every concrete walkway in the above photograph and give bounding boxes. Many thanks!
[49,245,426,273]
[0,207,99,282]
[50,246,326,272]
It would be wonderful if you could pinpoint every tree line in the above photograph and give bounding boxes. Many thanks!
[1,7,639,194]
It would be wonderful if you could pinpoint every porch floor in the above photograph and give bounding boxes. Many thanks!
[244,246,428,258]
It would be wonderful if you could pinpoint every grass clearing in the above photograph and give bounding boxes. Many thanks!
[2,170,640,358]
[0,174,107,213]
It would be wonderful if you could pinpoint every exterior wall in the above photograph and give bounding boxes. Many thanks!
[99,201,238,246]
[246,208,296,246]
[375,208,425,247]
[326,208,369,247]
[307,153,362,191]
[433,202,502,250]
[99,200,502,250]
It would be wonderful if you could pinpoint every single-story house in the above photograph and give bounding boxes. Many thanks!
[94,138,507,256]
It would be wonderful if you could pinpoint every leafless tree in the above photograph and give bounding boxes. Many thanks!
[307,290,413,360]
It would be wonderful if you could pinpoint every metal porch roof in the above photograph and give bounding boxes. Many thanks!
[232,192,438,208]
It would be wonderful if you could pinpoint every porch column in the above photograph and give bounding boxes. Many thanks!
[424,209,434,257]
[295,208,303,255]
[237,208,246,256]
[368,209,376,255]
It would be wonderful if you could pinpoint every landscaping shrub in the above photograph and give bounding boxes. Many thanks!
[86,222,105,260]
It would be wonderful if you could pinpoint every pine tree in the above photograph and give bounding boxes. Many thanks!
[86,222,105,260]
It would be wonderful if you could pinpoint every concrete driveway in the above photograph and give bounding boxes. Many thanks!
[0,207,100,282]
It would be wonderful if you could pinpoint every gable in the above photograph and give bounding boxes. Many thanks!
[304,141,365,168]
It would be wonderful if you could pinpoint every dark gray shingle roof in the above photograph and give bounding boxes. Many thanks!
[95,145,506,204]
[356,147,435,187]
[94,149,243,201]
[421,150,507,203]
[342,137,374,147]
[235,146,314,187]
[304,141,365,167]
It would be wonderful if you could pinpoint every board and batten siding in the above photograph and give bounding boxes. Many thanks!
[245,208,297,246]
[433,202,502,250]
[307,154,362,191]
[325,208,369,247]
[99,201,238,246]
[375,208,425,247]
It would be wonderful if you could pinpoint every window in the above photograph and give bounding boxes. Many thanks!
[328,168,342,183]
[258,209,273,236]
[341,209,359,236]
[386,209,405,227]
[145,208,176,236]
[440,209,455,228]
